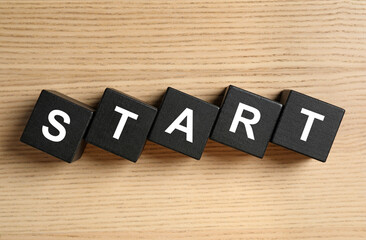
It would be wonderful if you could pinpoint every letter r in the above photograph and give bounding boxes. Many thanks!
[229,102,261,140]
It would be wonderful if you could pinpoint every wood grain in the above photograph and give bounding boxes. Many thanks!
[0,0,365,239]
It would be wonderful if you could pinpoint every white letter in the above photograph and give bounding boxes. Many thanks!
[229,103,261,140]
[300,108,325,141]
[165,108,193,143]
[113,106,139,140]
[42,109,70,142]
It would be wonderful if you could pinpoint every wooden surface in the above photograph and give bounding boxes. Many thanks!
[0,0,365,239]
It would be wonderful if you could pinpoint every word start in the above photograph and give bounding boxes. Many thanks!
[20,86,345,163]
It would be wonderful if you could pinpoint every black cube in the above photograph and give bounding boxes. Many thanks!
[271,90,345,162]
[85,88,157,162]
[148,87,219,160]
[210,85,282,158]
[20,90,94,163]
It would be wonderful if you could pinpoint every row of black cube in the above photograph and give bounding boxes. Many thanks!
[20,86,345,163]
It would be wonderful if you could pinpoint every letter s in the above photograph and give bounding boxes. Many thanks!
[42,109,70,142]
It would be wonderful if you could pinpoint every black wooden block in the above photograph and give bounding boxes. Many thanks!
[85,88,157,162]
[148,87,219,160]
[20,90,94,163]
[271,90,345,162]
[210,85,282,158]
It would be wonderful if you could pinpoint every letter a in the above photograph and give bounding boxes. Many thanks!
[165,108,193,143]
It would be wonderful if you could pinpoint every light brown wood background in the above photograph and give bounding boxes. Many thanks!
[0,0,365,239]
